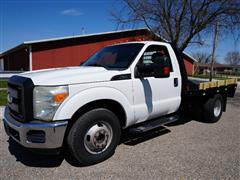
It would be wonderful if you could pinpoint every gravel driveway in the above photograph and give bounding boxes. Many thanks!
[0,90,239,179]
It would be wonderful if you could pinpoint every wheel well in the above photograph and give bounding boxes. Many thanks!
[69,99,127,129]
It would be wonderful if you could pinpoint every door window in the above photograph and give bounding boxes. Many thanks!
[139,45,173,71]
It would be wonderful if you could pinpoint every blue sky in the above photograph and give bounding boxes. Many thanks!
[0,0,239,63]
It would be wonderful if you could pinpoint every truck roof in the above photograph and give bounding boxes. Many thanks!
[116,41,169,45]
[109,41,172,48]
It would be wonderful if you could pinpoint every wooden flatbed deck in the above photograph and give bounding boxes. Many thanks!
[198,79,237,90]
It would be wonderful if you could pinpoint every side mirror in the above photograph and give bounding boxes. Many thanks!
[136,62,170,78]
[153,62,171,78]
[136,64,154,78]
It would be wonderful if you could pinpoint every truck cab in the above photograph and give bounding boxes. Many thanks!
[3,41,237,165]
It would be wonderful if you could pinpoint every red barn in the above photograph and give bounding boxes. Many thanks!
[0,28,196,75]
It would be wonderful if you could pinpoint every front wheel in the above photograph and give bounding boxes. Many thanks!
[67,108,121,166]
[203,94,224,123]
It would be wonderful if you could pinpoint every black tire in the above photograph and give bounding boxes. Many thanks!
[67,108,121,166]
[203,94,224,123]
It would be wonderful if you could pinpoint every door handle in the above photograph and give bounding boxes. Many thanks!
[174,78,178,87]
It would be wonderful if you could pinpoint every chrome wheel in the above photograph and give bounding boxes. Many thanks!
[84,122,113,154]
[214,99,222,117]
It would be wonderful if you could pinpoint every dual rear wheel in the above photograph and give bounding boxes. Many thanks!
[203,94,224,123]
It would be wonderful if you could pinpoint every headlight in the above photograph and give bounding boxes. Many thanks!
[33,86,69,121]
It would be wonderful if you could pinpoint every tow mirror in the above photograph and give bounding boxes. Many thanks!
[154,63,170,78]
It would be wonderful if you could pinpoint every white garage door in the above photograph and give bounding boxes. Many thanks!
[0,59,4,71]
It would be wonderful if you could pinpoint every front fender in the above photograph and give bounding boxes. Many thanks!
[53,87,134,127]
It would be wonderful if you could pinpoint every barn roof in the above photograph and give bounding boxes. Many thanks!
[183,52,198,62]
[24,28,150,44]
[0,28,152,57]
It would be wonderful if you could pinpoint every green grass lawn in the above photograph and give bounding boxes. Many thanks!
[0,80,7,89]
[0,80,7,106]
[0,90,7,106]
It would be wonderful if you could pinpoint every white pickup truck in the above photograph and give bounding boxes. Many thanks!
[3,41,237,165]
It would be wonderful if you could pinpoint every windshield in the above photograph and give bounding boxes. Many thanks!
[82,43,144,69]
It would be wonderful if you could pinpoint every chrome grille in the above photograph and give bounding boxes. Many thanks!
[7,83,24,121]
[7,75,34,122]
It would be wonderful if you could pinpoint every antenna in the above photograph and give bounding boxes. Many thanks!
[81,27,85,35]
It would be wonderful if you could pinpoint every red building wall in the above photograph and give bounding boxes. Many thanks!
[1,29,195,74]
[183,55,194,75]
[32,33,152,70]
[31,31,194,75]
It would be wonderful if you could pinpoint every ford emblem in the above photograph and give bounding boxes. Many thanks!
[7,93,13,104]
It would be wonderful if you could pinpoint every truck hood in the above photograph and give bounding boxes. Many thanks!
[20,66,123,85]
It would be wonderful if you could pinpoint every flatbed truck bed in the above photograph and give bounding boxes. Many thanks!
[185,78,237,97]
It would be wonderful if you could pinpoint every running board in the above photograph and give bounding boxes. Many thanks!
[127,115,179,134]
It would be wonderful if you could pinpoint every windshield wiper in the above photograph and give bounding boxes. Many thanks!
[87,63,108,69]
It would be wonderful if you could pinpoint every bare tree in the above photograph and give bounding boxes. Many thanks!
[192,52,211,64]
[192,52,212,75]
[224,51,240,65]
[209,22,219,81]
[111,0,240,52]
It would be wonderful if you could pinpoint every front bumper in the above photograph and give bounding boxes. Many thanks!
[3,107,68,149]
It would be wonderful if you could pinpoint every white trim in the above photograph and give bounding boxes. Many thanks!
[0,58,4,71]
[29,45,32,71]
[23,28,149,45]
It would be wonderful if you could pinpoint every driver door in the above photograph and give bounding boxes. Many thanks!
[132,44,181,123]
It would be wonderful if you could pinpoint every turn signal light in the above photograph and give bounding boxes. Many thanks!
[53,93,69,103]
